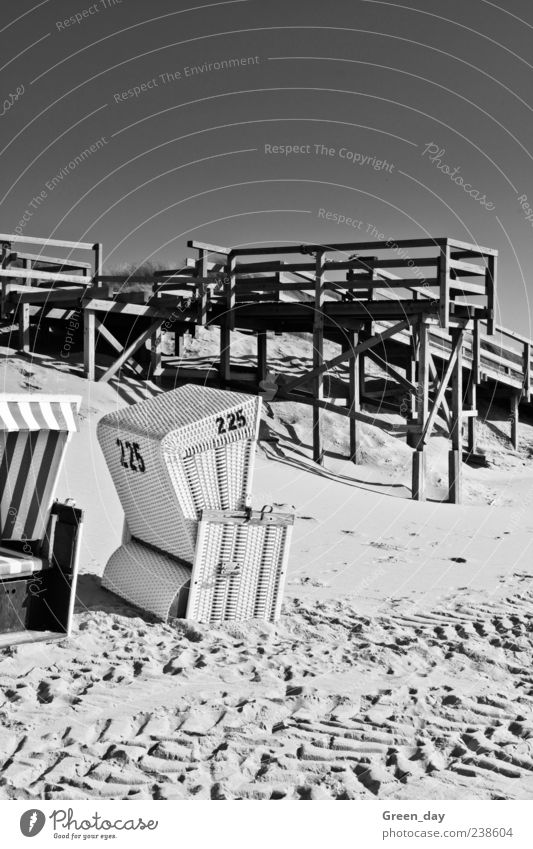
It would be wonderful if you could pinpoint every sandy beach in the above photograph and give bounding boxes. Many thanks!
[0,327,532,801]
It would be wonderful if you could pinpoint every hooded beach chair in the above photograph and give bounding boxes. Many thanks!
[0,395,83,647]
[98,385,294,624]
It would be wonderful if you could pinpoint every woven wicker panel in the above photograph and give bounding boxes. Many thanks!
[102,540,192,621]
[97,386,261,561]
[187,510,294,624]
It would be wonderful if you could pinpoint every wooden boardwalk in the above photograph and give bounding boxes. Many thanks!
[1,232,531,503]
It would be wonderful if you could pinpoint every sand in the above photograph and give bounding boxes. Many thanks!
[0,329,532,801]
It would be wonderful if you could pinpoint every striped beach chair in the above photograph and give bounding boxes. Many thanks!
[0,395,79,542]
[0,395,83,646]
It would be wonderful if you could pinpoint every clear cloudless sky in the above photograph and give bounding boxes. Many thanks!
[1,0,532,332]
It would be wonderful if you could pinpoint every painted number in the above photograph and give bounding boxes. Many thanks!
[116,439,146,473]
[215,408,247,435]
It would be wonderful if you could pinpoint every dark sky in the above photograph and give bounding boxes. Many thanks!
[2,0,533,332]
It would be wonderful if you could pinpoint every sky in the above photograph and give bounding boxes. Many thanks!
[1,0,533,333]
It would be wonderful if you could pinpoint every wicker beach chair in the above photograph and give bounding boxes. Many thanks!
[99,386,295,623]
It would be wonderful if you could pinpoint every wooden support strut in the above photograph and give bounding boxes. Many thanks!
[283,320,409,393]
[99,319,163,384]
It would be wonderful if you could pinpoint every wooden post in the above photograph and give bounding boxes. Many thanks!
[313,250,325,465]
[227,252,236,331]
[523,341,531,402]
[83,308,96,380]
[174,331,185,358]
[449,328,464,503]
[438,241,450,331]
[345,331,360,462]
[467,381,477,455]
[486,254,496,336]
[412,319,430,500]
[220,321,231,386]
[196,247,208,325]
[257,330,267,384]
[93,242,102,285]
[510,390,520,451]
[151,325,162,384]
[17,303,30,354]
[467,321,480,455]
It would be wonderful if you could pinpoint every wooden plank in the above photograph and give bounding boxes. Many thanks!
[15,252,93,269]
[449,258,486,276]
[283,320,409,392]
[100,319,161,384]
[0,267,87,285]
[467,381,477,454]
[448,280,486,296]
[9,287,86,305]
[81,298,174,318]
[232,238,448,256]
[0,233,95,250]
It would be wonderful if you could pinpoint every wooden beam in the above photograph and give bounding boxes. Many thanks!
[99,319,162,384]
[283,320,409,393]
